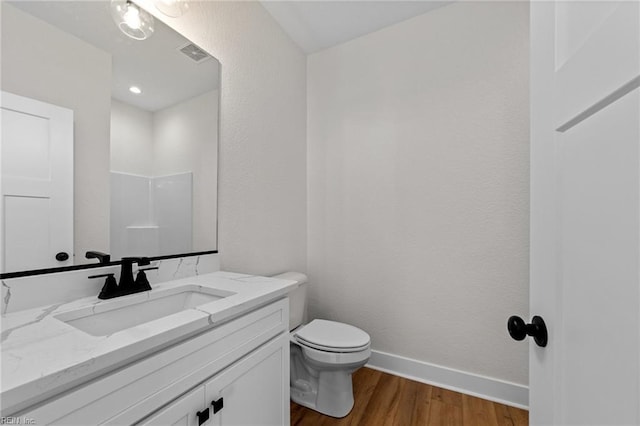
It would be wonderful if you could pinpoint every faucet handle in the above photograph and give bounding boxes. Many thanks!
[134,269,153,292]
[89,273,119,300]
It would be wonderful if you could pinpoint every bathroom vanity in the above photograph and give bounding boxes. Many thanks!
[1,272,296,425]
[0,2,297,423]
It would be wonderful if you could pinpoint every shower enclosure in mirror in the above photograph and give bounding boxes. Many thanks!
[0,1,219,276]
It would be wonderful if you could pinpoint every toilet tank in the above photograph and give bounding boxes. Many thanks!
[272,272,308,330]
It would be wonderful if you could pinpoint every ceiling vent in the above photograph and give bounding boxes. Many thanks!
[179,43,211,63]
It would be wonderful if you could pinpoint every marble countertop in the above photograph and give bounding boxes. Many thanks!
[0,271,298,415]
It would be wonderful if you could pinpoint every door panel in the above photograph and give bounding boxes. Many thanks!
[205,335,289,426]
[1,108,52,180]
[530,1,640,424]
[555,2,639,130]
[3,196,52,271]
[559,91,639,424]
[0,91,73,272]
[220,350,282,425]
[554,1,619,67]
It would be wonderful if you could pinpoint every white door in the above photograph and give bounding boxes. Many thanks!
[205,335,289,426]
[0,91,74,272]
[530,1,640,425]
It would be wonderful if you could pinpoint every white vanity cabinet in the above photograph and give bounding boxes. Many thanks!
[137,386,205,426]
[19,298,290,425]
[139,334,288,426]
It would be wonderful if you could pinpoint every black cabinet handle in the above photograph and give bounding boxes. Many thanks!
[196,408,209,425]
[211,397,224,414]
[55,252,69,261]
[508,315,548,347]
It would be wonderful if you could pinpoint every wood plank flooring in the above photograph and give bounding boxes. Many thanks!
[290,368,528,426]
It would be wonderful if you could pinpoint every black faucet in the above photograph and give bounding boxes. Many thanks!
[118,257,142,292]
[85,251,111,264]
[90,257,153,300]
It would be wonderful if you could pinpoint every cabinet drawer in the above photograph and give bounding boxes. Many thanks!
[21,298,288,425]
[136,386,205,426]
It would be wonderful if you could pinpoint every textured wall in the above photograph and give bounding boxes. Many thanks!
[307,2,530,385]
[138,0,308,275]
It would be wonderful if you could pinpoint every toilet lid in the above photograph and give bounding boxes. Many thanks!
[294,319,370,353]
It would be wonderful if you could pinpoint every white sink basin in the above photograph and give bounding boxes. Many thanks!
[55,285,235,336]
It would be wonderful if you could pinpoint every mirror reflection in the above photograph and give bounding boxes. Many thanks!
[1,1,219,275]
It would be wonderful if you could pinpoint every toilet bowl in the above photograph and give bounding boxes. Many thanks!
[290,319,371,417]
[273,272,371,418]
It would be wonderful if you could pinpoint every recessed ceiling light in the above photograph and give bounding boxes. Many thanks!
[129,86,142,94]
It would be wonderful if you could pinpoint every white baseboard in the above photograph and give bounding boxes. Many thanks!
[366,350,528,410]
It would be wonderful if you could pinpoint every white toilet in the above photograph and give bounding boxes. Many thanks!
[275,272,371,418]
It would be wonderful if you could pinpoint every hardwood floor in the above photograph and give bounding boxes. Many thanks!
[290,368,528,426]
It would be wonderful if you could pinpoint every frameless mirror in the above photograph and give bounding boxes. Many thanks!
[0,1,219,275]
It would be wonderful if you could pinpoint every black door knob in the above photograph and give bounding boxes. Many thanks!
[508,315,548,347]
[55,252,69,261]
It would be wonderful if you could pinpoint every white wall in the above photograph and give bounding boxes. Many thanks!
[154,90,218,251]
[111,91,218,252]
[3,0,307,275]
[111,99,154,176]
[136,0,307,275]
[124,1,306,274]
[307,1,529,386]
[110,172,154,259]
[1,4,112,263]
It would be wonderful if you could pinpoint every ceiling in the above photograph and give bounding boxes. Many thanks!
[9,0,453,109]
[260,1,453,54]
[9,1,219,112]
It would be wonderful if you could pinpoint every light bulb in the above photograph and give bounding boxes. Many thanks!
[111,0,155,41]
[123,4,141,30]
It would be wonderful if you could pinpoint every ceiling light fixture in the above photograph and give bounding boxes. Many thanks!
[111,0,155,41]
[129,86,142,94]
[154,0,189,18]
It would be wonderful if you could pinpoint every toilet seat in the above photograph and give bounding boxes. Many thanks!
[297,340,371,366]
[294,319,370,353]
